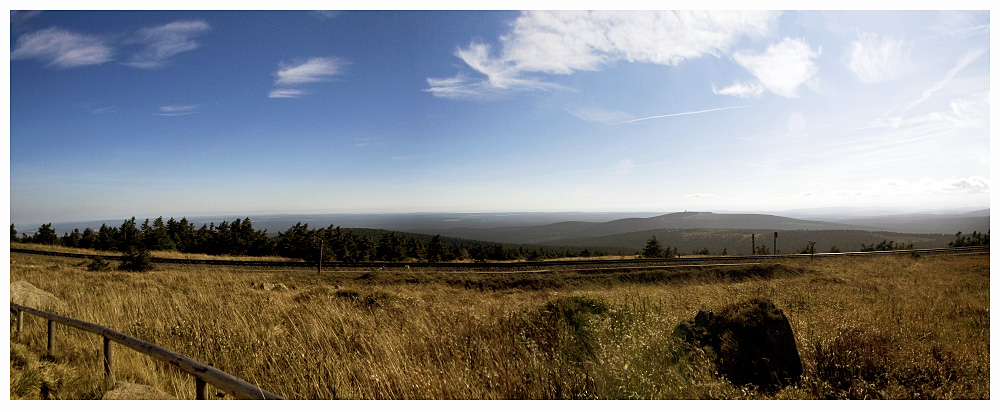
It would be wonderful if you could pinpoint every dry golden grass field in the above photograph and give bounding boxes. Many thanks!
[8,249,990,399]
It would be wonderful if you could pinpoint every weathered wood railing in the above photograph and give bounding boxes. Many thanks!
[9,302,283,400]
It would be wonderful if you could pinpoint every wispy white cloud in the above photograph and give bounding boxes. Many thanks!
[428,10,779,99]
[902,48,984,114]
[712,80,764,99]
[127,20,210,69]
[614,104,754,125]
[268,88,307,99]
[564,107,634,124]
[424,74,493,100]
[847,32,908,83]
[424,68,566,100]
[88,106,115,115]
[732,38,818,98]
[10,27,114,68]
[391,154,428,161]
[154,104,199,116]
[11,20,207,70]
[310,11,341,21]
[821,176,989,199]
[275,57,344,85]
[270,57,345,98]
[351,137,380,148]
[928,11,990,38]
[10,10,42,32]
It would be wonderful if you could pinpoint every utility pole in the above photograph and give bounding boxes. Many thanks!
[752,234,756,255]
[774,232,778,255]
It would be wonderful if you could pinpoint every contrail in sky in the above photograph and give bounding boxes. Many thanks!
[614,104,754,125]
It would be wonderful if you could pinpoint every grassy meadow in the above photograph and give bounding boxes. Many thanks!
[9,250,990,399]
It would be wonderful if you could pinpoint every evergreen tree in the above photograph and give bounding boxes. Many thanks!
[405,237,425,260]
[80,228,96,249]
[33,223,59,245]
[355,235,376,262]
[451,244,470,261]
[426,234,444,262]
[642,235,665,258]
[142,217,175,251]
[152,216,174,250]
[118,217,142,251]
[187,224,213,254]
[167,217,195,252]
[330,226,349,262]
[119,246,155,272]
[341,231,362,262]
[95,224,119,251]
[470,245,487,262]
[86,256,111,271]
[526,248,544,261]
[10,224,18,243]
[377,232,406,262]
[276,222,314,261]
[60,229,82,248]
[948,231,990,247]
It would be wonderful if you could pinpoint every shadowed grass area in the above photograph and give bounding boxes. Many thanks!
[9,250,990,399]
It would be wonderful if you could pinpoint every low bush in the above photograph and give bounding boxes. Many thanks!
[117,247,154,272]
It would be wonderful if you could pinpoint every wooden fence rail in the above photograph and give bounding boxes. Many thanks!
[10,302,283,400]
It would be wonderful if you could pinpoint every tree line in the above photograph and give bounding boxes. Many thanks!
[10,217,630,263]
[947,231,989,247]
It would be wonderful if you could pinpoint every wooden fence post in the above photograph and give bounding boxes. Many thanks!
[318,238,324,275]
[103,336,114,381]
[16,310,24,340]
[196,378,208,400]
[47,319,55,357]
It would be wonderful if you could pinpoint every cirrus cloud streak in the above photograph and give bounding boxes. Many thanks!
[10,27,114,68]
[270,57,346,98]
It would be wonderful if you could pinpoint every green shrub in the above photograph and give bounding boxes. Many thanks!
[118,247,154,272]
[86,256,111,271]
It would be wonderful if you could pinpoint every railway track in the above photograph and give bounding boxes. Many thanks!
[10,245,989,272]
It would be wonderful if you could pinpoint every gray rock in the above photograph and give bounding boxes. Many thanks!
[675,297,802,393]
[10,281,66,313]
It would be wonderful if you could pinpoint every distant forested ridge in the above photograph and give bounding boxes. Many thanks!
[540,228,967,254]
[11,215,987,262]
[10,217,634,262]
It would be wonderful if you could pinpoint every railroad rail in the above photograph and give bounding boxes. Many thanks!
[10,245,988,270]
[9,302,283,400]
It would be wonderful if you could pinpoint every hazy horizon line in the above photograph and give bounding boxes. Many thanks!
[11,205,990,228]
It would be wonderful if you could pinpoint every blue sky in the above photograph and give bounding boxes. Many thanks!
[7,8,992,225]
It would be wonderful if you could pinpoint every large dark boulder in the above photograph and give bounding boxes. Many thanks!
[674,298,802,393]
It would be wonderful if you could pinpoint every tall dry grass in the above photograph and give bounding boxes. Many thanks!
[9,251,989,399]
[10,242,298,262]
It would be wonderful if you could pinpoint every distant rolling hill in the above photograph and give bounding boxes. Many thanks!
[418,212,869,245]
[541,228,958,255]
